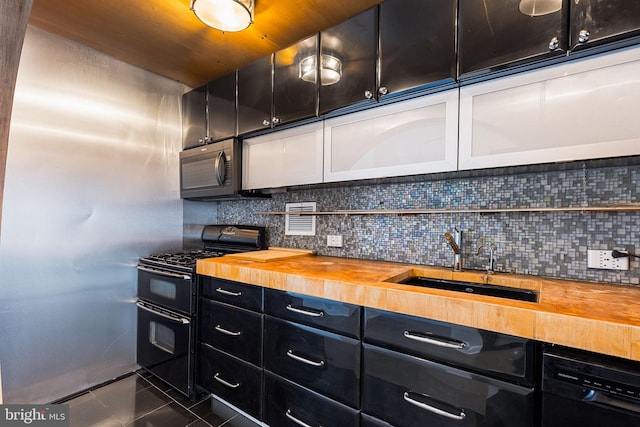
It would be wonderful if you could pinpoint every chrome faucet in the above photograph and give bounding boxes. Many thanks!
[444,228,462,271]
[476,245,496,274]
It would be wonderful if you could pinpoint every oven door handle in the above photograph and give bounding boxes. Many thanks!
[136,265,191,280]
[136,302,190,325]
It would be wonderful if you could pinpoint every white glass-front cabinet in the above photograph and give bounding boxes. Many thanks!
[459,46,640,170]
[242,122,324,190]
[323,90,459,182]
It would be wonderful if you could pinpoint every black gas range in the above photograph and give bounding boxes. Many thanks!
[136,225,266,398]
[138,225,267,275]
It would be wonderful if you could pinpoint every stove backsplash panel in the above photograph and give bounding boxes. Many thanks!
[212,160,640,286]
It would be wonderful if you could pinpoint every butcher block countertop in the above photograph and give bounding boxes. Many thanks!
[197,253,640,362]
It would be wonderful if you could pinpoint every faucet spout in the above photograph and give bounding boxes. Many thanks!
[444,228,462,271]
[444,232,461,254]
[476,245,496,274]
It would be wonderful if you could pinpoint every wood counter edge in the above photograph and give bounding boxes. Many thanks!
[196,255,640,362]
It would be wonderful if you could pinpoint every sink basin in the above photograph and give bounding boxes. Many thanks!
[397,276,538,303]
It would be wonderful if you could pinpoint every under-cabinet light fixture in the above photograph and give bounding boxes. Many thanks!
[191,0,254,32]
[518,0,562,16]
[299,54,343,86]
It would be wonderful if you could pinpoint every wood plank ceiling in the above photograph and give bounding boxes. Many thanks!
[28,0,382,89]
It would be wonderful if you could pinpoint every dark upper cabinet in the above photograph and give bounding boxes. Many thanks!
[237,55,273,135]
[273,34,319,125]
[319,7,378,114]
[378,0,457,98]
[181,85,207,149]
[207,70,236,142]
[570,0,640,51]
[458,0,568,78]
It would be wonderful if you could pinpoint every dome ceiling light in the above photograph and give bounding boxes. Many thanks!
[191,0,255,32]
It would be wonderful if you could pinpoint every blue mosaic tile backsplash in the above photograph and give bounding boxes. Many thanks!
[212,162,640,286]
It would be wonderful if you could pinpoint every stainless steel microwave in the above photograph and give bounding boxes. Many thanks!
[180,138,243,200]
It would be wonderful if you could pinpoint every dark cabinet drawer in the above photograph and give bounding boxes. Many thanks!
[264,288,361,338]
[364,308,535,386]
[264,371,360,427]
[361,413,394,427]
[263,316,361,408]
[200,276,262,312]
[200,299,262,366]
[362,344,535,427]
[198,344,262,420]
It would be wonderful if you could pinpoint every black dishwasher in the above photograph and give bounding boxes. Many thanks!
[542,345,640,427]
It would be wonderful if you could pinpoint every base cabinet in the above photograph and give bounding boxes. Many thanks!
[364,308,535,386]
[264,371,360,427]
[197,277,264,420]
[263,316,361,408]
[198,344,262,419]
[197,277,542,426]
[362,344,536,427]
[361,413,394,427]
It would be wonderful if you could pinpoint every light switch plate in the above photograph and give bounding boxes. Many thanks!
[327,235,343,248]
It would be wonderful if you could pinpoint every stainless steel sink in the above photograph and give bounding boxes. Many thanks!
[396,276,538,303]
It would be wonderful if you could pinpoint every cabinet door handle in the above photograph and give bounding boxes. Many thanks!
[285,409,317,427]
[215,287,242,297]
[286,304,324,317]
[213,373,240,389]
[403,391,466,421]
[286,350,325,367]
[403,331,466,349]
[214,325,242,336]
[262,119,271,127]
[364,90,374,99]
[378,86,388,96]
[578,29,590,43]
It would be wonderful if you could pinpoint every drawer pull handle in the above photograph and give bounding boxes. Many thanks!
[403,391,466,421]
[286,304,324,317]
[214,325,242,336]
[403,331,466,349]
[285,409,318,427]
[215,287,242,297]
[214,373,240,389]
[286,350,325,367]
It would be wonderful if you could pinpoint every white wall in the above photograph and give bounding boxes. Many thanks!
[0,26,185,403]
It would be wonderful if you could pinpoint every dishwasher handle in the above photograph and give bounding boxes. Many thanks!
[583,390,640,415]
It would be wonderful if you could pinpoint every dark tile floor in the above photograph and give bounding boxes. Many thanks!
[58,371,262,427]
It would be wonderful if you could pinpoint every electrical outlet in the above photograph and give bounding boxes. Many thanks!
[587,250,629,270]
[327,235,343,248]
